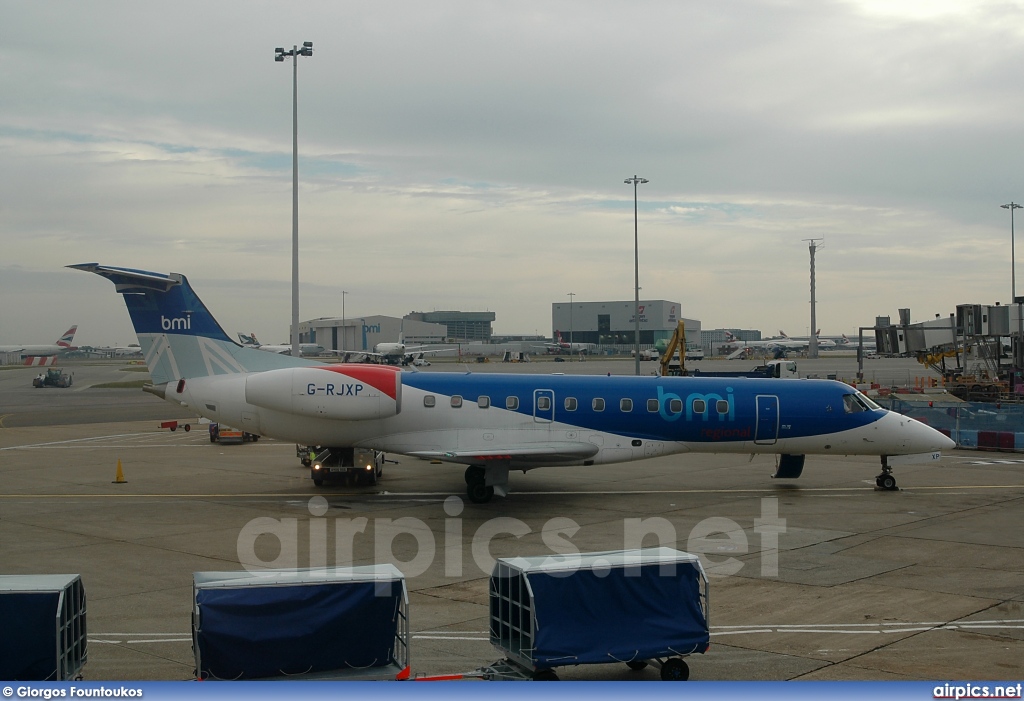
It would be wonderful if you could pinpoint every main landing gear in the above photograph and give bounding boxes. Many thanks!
[466,464,493,503]
[875,457,898,491]
[465,466,494,504]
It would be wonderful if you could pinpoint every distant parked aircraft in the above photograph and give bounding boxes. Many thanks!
[770,331,836,350]
[368,333,454,366]
[0,325,78,357]
[536,331,597,354]
[840,334,877,351]
[238,332,324,357]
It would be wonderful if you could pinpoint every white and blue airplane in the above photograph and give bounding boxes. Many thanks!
[70,263,954,503]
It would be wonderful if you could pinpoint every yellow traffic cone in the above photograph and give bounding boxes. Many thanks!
[112,458,127,484]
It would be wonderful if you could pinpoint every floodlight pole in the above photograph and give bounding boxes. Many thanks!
[1002,202,1022,302]
[275,42,313,357]
[1003,202,1023,369]
[625,175,648,376]
[804,238,823,359]
[567,292,575,354]
[341,290,347,353]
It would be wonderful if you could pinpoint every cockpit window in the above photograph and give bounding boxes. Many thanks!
[858,392,881,411]
[843,394,865,413]
[843,392,880,413]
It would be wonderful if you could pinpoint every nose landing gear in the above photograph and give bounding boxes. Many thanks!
[876,458,898,491]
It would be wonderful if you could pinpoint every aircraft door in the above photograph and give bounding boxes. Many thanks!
[533,389,554,423]
[755,395,779,445]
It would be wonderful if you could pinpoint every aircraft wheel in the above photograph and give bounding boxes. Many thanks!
[626,660,648,671]
[465,466,484,485]
[660,658,689,681]
[313,478,324,487]
[532,669,559,681]
[880,474,897,491]
[467,482,494,504]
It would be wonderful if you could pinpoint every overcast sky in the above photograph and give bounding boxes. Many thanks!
[3,1,1024,347]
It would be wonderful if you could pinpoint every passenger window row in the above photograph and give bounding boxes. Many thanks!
[421,394,729,415]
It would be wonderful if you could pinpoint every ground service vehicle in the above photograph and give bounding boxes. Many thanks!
[209,423,258,444]
[300,446,385,486]
[32,368,72,388]
[686,360,798,379]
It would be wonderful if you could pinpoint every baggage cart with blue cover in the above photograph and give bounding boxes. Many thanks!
[192,565,409,680]
[489,548,708,681]
[0,574,87,681]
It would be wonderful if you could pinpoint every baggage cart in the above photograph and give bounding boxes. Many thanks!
[0,574,87,680]
[192,565,410,680]
[487,548,708,681]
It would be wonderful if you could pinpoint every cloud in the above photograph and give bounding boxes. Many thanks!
[2,1,1024,345]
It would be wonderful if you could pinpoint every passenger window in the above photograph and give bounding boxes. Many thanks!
[717,400,729,414]
[692,399,706,414]
[478,396,490,408]
[451,395,463,408]
[423,395,436,407]
[647,398,659,412]
[565,397,578,411]
[593,398,605,411]
[537,396,551,410]
[620,398,633,412]
[506,396,519,410]
[669,398,682,413]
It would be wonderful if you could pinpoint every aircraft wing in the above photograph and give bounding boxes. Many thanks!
[403,346,456,357]
[406,442,600,467]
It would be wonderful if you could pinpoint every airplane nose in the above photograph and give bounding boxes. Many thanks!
[889,411,955,453]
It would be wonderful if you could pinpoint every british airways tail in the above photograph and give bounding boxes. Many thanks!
[69,264,311,385]
[57,325,78,349]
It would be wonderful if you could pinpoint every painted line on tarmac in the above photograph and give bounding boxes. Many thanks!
[83,617,1024,645]
[2,485,1023,499]
[0,433,162,450]
[0,414,10,428]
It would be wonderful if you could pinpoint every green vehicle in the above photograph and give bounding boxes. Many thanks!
[32,368,72,388]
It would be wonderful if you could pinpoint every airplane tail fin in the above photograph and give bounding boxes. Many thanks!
[69,264,313,385]
[56,325,78,348]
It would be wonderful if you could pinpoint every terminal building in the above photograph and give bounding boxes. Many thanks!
[551,300,699,348]
[405,311,495,342]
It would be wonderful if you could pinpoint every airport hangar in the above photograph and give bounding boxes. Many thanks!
[297,311,496,352]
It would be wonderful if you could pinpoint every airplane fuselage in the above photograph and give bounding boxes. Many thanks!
[170,367,947,470]
[71,263,953,501]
